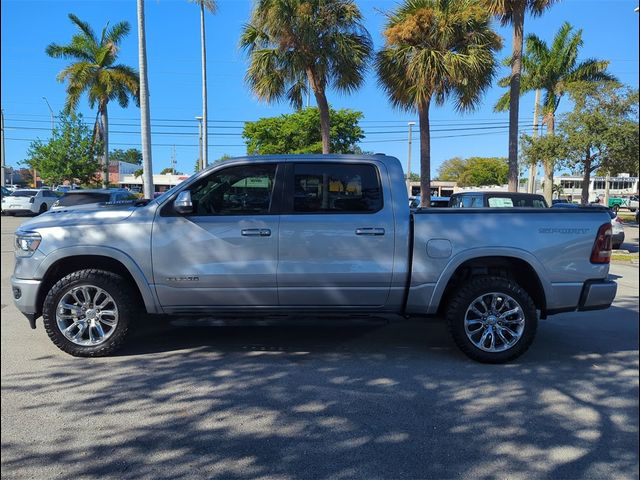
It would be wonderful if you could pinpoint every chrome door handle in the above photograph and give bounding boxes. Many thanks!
[355,228,385,236]
[241,228,271,237]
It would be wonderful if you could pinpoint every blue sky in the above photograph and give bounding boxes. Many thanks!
[1,0,638,177]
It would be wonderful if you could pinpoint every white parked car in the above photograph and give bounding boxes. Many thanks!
[1,189,59,216]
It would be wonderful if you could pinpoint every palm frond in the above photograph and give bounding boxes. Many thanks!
[189,0,217,14]
[68,13,97,44]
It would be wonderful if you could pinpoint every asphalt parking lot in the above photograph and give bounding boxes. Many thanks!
[1,215,638,480]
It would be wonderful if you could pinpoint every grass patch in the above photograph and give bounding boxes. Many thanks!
[618,211,637,222]
[611,251,639,263]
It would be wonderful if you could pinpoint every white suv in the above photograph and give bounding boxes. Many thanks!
[1,189,58,216]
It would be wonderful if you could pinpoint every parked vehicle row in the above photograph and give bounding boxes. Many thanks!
[1,188,138,216]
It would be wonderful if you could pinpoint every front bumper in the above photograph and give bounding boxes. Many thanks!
[10,276,42,328]
[578,279,617,311]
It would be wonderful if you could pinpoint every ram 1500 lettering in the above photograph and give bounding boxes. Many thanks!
[11,155,617,362]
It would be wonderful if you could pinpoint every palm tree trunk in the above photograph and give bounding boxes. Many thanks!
[101,105,109,188]
[137,0,154,199]
[581,148,591,205]
[200,2,208,169]
[315,90,331,154]
[307,69,330,154]
[543,113,555,204]
[418,98,431,208]
[528,89,541,193]
[507,6,525,193]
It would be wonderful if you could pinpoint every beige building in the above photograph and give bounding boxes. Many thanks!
[408,180,457,197]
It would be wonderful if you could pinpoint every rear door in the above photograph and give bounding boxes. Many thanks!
[277,161,395,306]
[152,162,282,310]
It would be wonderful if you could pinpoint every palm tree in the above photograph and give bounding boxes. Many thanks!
[46,14,140,188]
[495,22,616,203]
[240,0,372,154]
[137,0,154,199]
[376,0,502,207]
[486,0,557,192]
[189,0,217,170]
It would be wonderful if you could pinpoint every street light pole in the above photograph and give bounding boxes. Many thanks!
[42,97,54,131]
[196,116,203,171]
[1,109,5,189]
[407,121,416,196]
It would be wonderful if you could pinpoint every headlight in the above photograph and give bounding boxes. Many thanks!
[15,232,41,257]
[52,200,60,207]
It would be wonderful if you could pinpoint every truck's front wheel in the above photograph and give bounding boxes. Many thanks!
[446,276,538,363]
[42,269,135,357]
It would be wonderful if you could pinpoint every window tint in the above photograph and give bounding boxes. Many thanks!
[10,190,37,197]
[454,195,483,208]
[189,164,277,215]
[292,163,382,213]
[58,193,111,206]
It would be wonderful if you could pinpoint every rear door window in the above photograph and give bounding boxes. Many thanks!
[290,163,382,213]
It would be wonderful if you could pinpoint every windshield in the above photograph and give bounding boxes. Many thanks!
[57,192,110,206]
[10,190,37,197]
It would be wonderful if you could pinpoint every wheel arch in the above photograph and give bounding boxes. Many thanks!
[432,251,549,317]
[34,249,161,318]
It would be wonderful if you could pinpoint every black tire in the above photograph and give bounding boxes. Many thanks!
[446,276,538,363]
[42,269,137,357]
[38,203,47,214]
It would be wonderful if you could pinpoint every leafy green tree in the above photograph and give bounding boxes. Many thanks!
[520,132,567,198]
[240,0,372,153]
[561,83,639,204]
[376,0,502,207]
[110,148,142,165]
[165,168,183,175]
[495,22,615,204]
[485,0,558,192]
[46,14,140,187]
[438,157,509,187]
[23,113,102,186]
[243,108,364,154]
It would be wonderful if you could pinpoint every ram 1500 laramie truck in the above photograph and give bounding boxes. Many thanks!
[11,155,617,362]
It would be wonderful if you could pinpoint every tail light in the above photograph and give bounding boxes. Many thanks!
[29,197,35,203]
[591,223,613,264]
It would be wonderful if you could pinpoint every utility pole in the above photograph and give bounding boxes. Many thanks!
[528,89,541,194]
[196,116,203,171]
[137,0,154,199]
[170,145,176,174]
[1,109,5,189]
[406,121,416,196]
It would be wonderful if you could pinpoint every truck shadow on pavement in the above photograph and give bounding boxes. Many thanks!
[2,299,638,479]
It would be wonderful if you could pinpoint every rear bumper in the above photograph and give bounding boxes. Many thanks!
[612,231,625,247]
[10,276,42,328]
[577,279,617,311]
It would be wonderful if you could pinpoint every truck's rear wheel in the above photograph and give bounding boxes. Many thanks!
[42,269,135,357]
[446,276,538,363]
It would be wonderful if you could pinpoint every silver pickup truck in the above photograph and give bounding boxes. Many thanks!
[11,155,617,363]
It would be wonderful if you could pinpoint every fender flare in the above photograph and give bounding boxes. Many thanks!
[34,246,162,314]
[428,247,551,313]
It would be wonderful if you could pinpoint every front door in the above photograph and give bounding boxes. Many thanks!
[152,163,281,312]
[277,161,395,307]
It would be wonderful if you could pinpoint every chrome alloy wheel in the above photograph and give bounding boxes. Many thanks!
[55,285,119,346]
[464,292,525,353]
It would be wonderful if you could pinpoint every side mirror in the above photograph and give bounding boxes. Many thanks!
[173,190,193,214]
